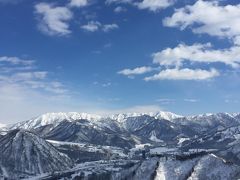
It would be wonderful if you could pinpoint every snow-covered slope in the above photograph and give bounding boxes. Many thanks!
[154,154,240,180]
[188,154,240,180]
[0,123,8,136]
[44,119,136,148]
[0,129,73,179]
[0,123,6,128]
[0,123,7,131]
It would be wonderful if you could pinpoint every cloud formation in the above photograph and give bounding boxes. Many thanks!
[118,66,153,76]
[156,98,175,104]
[106,0,174,11]
[163,0,240,40]
[0,56,34,66]
[184,99,199,103]
[114,6,127,13]
[0,55,103,123]
[118,1,240,81]
[137,0,174,11]
[144,68,219,81]
[68,0,88,8]
[81,21,118,32]
[0,55,66,94]
[35,3,73,36]
[153,43,240,68]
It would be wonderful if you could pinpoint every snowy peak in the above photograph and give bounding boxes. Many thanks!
[10,111,181,130]
[109,111,182,122]
[10,112,102,130]
[153,111,182,120]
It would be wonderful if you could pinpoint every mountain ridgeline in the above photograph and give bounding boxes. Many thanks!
[1,111,240,179]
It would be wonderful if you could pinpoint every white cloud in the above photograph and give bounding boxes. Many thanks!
[114,6,127,13]
[0,55,83,123]
[0,56,34,66]
[81,21,101,32]
[163,0,240,39]
[156,98,175,104]
[0,55,67,94]
[81,21,119,32]
[153,43,240,68]
[184,99,199,103]
[118,66,153,76]
[0,56,36,73]
[106,0,174,11]
[35,3,73,36]
[137,0,174,11]
[69,0,88,7]
[144,68,219,81]
[11,72,48,81]
[102,24,119,32]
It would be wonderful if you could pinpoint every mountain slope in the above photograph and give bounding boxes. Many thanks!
[154,154,240,180]
[44,119,136,148]
[173,113,240,133]
[0,129,73,179]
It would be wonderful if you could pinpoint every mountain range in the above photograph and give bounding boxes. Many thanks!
[1,111,240,179]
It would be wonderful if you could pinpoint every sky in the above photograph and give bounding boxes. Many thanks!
[1,0,240,123]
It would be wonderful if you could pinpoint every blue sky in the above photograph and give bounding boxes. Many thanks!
[1,0,240,123]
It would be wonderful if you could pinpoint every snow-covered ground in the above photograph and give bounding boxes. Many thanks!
[155,154,240,180]
[155,158,198,180]
[47,140,128,158]
[150,147,177,155]
[178,137,190,144]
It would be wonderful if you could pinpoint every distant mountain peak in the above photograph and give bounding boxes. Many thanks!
[109,111,182,122]
[9,111,182,130]
[10,112,102,130]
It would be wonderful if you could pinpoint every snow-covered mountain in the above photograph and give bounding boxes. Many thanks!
[9,111,181,130]
[43,119,136,148]
[24,113,195,148]
[10,112,102,130]
[7,111,240,148]
[109,111,182,122]
[154,154,240,180]
[0,129,73,179]
[1,111,240,179]
[172,113,240,133]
